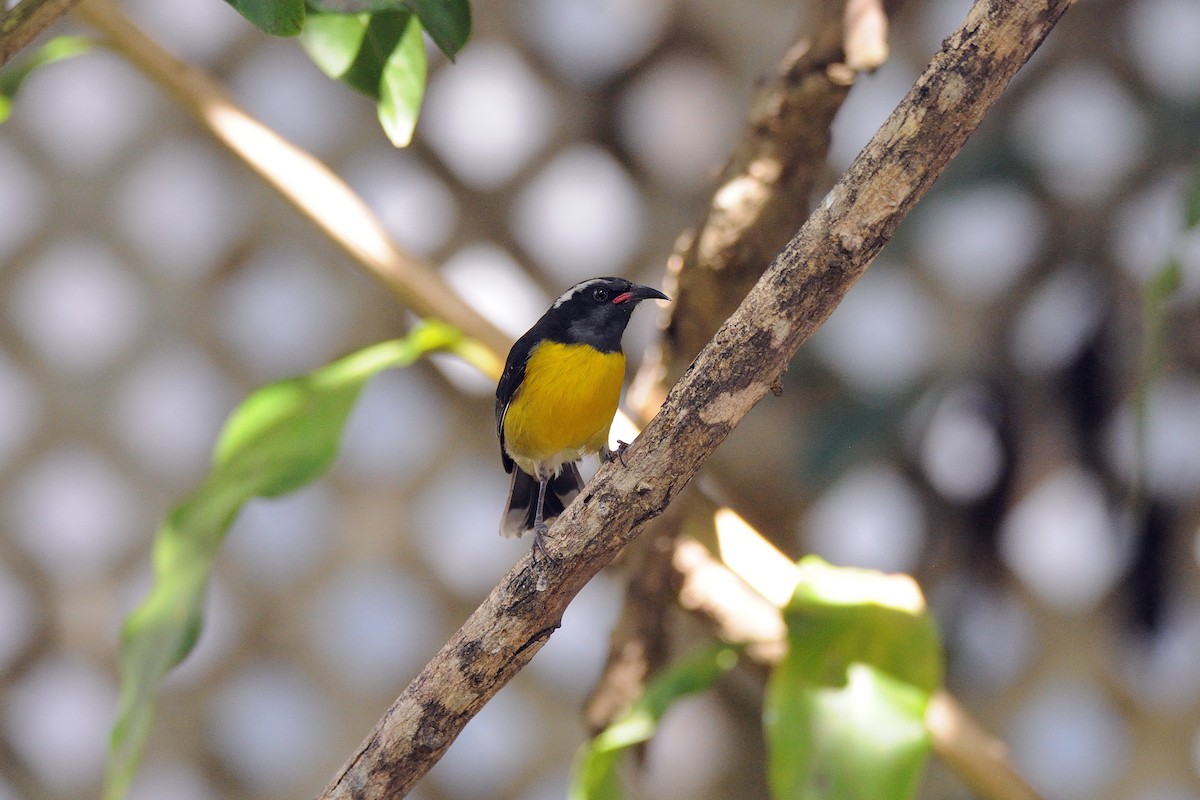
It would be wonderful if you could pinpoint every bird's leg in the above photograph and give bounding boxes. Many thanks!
[531,477,553,565]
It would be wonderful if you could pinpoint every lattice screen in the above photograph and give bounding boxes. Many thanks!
[1,0,1198,798]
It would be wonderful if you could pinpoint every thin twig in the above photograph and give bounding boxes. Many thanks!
[0,0,83,66]
[72,0,511,362]
[674,514,1045,800]
[319,0,1075,795]
[927,693,1045,800]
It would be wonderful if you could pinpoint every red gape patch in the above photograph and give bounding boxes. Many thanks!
[612,292,633,304]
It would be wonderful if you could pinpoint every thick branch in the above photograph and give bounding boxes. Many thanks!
[0,0,82,66]
[604,0,897,724]
[654,1,885,382]
[594,0,896,736]
[318,0,1075,796]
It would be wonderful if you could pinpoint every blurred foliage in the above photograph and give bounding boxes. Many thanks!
[1186,162,1200,229]
[104,322,490,800]
[570,646,741,800]
[0,35,92,124]
[1131,162,1197,506]
[766,558,941,800]
[573,559,942,800]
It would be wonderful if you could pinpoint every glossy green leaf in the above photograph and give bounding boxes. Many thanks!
[765,557,942,800]
[103,322,475,800]
[224,0,306,36]
[376,13,426,146]
[299,11,372,80]
[0,35,92,124]
[307,0,471,57]
[300,10,427,146]
[569,646,740,800]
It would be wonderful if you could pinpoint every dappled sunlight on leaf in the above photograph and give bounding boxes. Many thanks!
[765,557,942,800]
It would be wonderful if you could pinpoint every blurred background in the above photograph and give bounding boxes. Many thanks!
[1,0,1199,797]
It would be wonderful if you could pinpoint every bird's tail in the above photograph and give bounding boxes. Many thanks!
[500,463,584,539]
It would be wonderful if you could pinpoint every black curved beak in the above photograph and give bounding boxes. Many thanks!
[615,284,670,304]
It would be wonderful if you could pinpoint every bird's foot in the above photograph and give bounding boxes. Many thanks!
[604,440,630,467]
[530,521,557,567]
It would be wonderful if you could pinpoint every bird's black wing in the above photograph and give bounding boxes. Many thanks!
[495,328,539,474]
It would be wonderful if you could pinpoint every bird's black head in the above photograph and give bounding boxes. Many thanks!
[538,277,669,353]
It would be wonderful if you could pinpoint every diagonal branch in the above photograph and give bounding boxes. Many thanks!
[72,0,511,361]
[318,0,1076,796]
[643,0,892,391]
[590,0,898,736]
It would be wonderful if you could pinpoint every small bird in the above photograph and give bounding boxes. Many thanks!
[496,277,669,560]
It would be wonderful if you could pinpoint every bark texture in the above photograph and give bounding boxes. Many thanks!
[650,0,892,386]
[591,0,896,736]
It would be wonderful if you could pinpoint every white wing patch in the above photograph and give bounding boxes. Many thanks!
[552,278,604,309]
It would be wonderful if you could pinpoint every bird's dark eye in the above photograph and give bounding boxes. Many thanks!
[591,287,610,302]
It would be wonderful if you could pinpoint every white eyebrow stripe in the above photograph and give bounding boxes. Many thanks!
[551,278,604,308]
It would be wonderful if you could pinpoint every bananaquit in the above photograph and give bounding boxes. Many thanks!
[496,277,669,559]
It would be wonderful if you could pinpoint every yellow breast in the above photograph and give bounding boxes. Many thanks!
[503,342,625,477]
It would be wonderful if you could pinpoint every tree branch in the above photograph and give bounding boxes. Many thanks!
[927,692,1045,800]
[318,0,1075,795]
[641,0,892,391]
[591,0,898,737]
[0,0,82,66]
[72,0,511,361]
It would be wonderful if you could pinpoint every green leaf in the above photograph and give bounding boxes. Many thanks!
[569,646,740,800]
[402,0,470,57]
[300,10,427,146]
[30,33,93,63]
[771,664,931,800]
[765,557,942,800]
[0,35,92,124]
[307,0,471,58]
[224,0,306,36]
[103,321,471,800]
[376,13,426,146]
[299,11,372,80]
